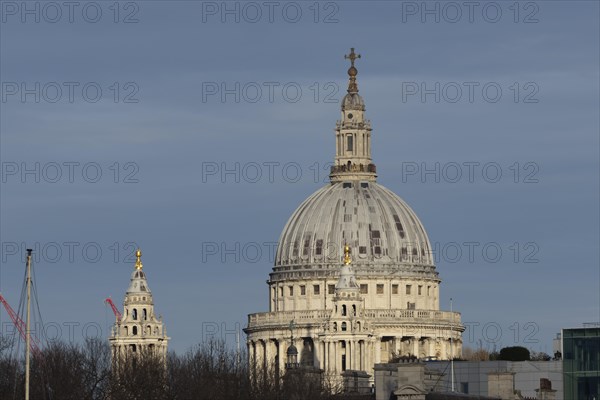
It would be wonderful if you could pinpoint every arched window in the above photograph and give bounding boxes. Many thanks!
[341,322,347,332]
[352,305,357,316]
[347,134,353,151]
[130,344,136,353]
[333,322,338,331]
[143,309,147,320]
[147,325,151,335]
[341,305,347,316]
[132,308,138,320]
[357,321,361,331]
[124,326,128,336]
[132,326,138,336]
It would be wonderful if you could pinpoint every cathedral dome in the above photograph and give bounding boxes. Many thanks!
[274,181,434,269]
[273,48,435,277]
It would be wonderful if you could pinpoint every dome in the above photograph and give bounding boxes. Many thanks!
[341,93,365,111]
[275,181,434,270]
[127,268,151,293]
[286,344,298,356]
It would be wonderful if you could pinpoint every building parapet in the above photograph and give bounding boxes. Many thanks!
[246,309,462,330]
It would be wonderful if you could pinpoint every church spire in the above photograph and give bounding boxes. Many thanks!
[330,48,377,183]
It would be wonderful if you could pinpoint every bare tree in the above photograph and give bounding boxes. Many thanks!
[81,338,111,400]
[462,346,490,361]
[108,348,170,400]
[0,336,360,400]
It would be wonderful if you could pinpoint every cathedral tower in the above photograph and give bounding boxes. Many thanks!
[109,249,169,360]
[244,49,463,387]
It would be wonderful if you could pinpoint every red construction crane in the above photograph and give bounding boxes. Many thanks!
[105,297,122,322]
[0,293,42,358]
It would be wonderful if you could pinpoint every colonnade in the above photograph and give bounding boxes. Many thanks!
[247,335,460,380]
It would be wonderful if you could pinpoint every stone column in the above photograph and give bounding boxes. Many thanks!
[374,339,381,364]
[394,336,401,356]
[356,341,360,370]
[440,339,447,359]
[325,341,330,373]
[313,338,320,368]
[334,341,339,372]
[248,341,255,370]
[330,341,334,372]
[322,340,326,372]
[275,340,282,378]
[365,341,371,372]
[348,341,353,370]
[345,341,350,370]
[353,340,357,370]
[359,341,364,370]
[257,340,264,372]
[350,340,354,370]
[330,340,335,373]
[265,340,273,371]
[412,336,420,357]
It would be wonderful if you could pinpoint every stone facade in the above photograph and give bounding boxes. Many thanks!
[108,250,169,361]
[244,49,464,387]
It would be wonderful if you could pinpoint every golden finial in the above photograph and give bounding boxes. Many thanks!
[135,248,143,270]
[343,245,352,265]
[344,48,361,93]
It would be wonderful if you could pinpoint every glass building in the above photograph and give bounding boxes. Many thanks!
[563,326,600,400]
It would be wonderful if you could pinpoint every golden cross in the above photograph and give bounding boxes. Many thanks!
[344,48,361,67]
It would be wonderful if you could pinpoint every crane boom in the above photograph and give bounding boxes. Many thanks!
[0,293,42,357]
[105,297,122,322]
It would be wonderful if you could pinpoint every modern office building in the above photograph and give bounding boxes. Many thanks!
[562,325,600,400]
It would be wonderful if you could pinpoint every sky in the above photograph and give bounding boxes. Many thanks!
[0,1,598,355]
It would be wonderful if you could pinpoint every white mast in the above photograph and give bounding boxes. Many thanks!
[25,248,32,400]
[236,327,241,368]
[450,297,455,392]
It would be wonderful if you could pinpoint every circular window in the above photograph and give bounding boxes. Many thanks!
[347,113,353,119]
